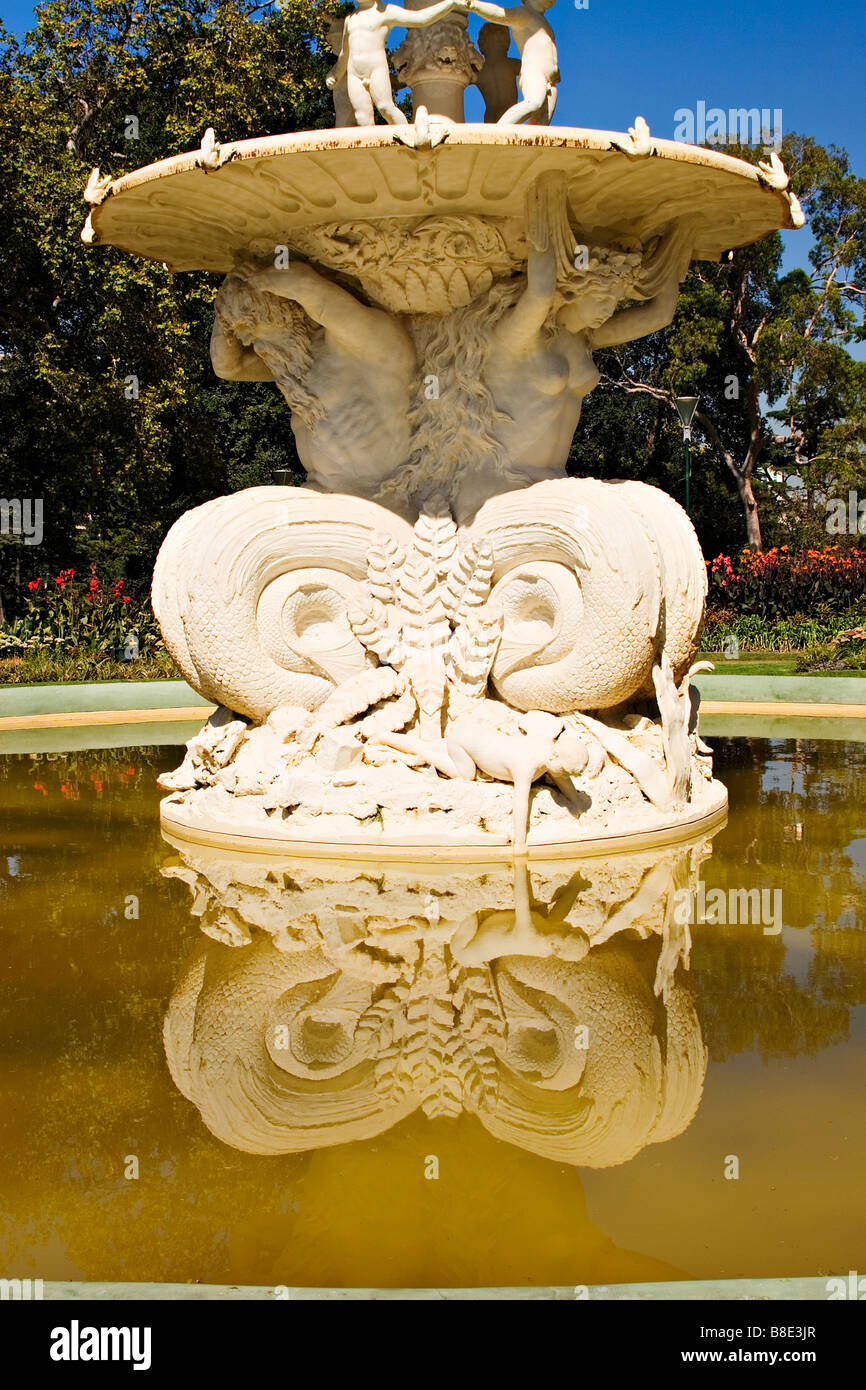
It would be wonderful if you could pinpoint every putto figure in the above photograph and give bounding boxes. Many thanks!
[475,22,521,122]
[324,15,357,127]
[468,0,558,125]
[327,0,468,126]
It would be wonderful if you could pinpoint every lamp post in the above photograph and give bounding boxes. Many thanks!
[675,396,699,515]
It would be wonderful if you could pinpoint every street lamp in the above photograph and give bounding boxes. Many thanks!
[675,396,699,515]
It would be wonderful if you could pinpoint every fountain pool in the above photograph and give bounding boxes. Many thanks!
[1,732,863,1292]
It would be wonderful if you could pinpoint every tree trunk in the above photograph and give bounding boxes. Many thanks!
[735,471,762,551]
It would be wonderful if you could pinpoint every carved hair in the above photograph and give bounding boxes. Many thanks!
[383,277,524,510]
[215,277,324,426]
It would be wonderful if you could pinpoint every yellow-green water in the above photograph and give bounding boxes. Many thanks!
[0,737,864,1290]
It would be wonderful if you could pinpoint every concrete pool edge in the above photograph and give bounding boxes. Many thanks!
[37,1276,835,1301]
[2,674,865,724]
[0,679,212,719]
[3,677,866,752]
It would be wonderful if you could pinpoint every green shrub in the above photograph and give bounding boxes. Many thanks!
[700,609,866,653]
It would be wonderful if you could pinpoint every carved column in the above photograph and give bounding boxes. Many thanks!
[393,9,482,122]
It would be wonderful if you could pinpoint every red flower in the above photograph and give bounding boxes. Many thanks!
[89,578,98,592]
[122,595,131,604]
[114,579,125,594]
[27,578,42,591]
[33,782,47,796]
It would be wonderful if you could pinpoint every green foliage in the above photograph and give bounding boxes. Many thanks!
[576,136,866,555]
[0,645,178,683]
[701,610,865,653]
[793,634,866,672]
[0,0,332,609]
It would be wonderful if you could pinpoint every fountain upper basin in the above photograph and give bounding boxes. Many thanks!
[83,124,799,275]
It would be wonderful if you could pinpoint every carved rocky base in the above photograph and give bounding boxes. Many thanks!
[160,740,727,858]
[154,475,724,857]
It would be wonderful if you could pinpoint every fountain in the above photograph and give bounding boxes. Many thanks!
[81,3,801,857]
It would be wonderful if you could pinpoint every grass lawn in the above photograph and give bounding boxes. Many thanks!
[697,652,865,677]
[0,649,179,686]
[1,650,863,687]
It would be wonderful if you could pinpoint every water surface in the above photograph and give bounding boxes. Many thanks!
[0,738,863,1290]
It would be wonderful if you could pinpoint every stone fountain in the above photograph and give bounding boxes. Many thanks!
[82,2,801,858]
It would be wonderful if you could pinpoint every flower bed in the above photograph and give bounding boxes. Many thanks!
[0,566,161,660]
[707,547,866,619]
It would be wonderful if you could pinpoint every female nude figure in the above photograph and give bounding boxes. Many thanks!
[454,224,694,519]
[211,261,416,500]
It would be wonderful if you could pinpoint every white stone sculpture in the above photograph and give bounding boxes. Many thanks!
[152,476,723,851]
[83,30,801,855]
[393,1,482,122]
[326,0,468,126]
[467,0,558,125]
[163,839,712,1159]
[475,23,521,122]
[324,16,357,127]
[210,261,416,497]
[610,115,653,157]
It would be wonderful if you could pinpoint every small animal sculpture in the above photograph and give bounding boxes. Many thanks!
[375,710,588,853]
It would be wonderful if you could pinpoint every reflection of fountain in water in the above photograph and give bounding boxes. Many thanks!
[162,834,718,1166]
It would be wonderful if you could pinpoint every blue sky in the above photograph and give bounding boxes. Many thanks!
[4,0,864,165]
[3,0,864,308]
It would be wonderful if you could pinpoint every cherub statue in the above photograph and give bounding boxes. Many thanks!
[324,16,357,127]
[475,22,521,122]
[467,0,558,125]
[327,0,468,127]
[210,261,417,499]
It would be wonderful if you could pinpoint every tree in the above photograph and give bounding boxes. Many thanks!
[577,137,866,553]
[0,0,337,605]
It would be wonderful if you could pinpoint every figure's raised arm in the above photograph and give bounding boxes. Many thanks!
[394,0,467,26]
[251,262,414,369]
[590,224,694,348]
[492,245,558,355]
[588,286,679,348]
[467,0,510,21]
[210,314,274,382]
